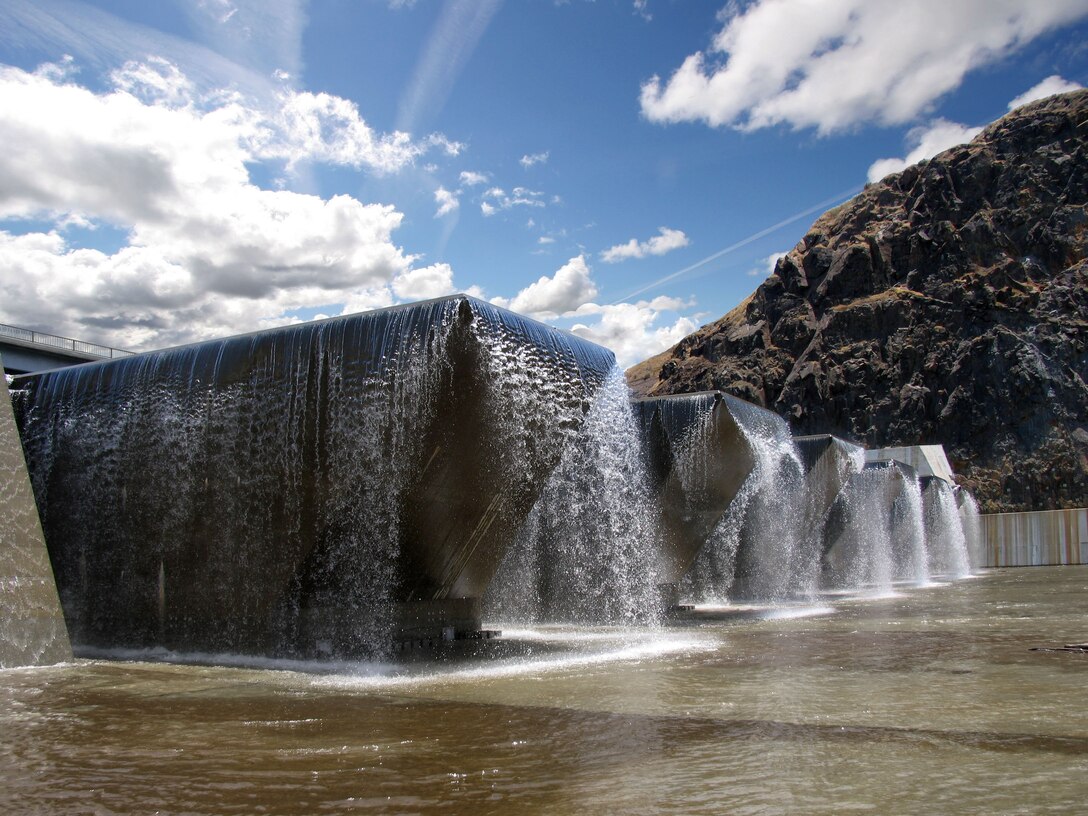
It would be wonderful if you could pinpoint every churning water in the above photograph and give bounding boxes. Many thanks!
[485,366,663,625]
[925,479,974,578]
[3,567,1086,816]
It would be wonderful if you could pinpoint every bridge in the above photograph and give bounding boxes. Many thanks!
[0,322,134,375]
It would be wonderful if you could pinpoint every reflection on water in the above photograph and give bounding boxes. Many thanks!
[2,567,1086,815]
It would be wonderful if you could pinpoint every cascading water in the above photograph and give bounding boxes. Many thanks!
[958,491,983,570]
[890,474,929,585]
[485,367,663,626]
[728,416,808,602]
[822,465,899,595]
[682,400,809,604]
[924,480,973,578]
[681,477,757,604]
[632,392,756,607]
[12,296,616,659]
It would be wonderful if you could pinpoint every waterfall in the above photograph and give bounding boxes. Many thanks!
[889,473,929,585]
[958,491,983,571]
[681,400,809,604]
[485,367,663,625]
[12,296,616,658]
[823,465,901,595]
[728,416,808,602]
[924,480,973,578]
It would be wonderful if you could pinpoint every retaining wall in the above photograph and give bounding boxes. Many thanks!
[980,508,1088,568]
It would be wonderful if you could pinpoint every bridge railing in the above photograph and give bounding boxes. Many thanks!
[0,322,135,360]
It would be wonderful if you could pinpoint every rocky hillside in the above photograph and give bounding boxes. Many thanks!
[628,91,1088,513]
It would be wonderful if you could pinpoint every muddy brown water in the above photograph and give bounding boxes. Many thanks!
[2,567,1085,815]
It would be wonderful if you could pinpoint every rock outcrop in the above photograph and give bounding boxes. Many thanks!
[627,91,1088,513]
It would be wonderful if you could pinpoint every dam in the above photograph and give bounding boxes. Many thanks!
[5,296,1079,816]
[4,296,986,664]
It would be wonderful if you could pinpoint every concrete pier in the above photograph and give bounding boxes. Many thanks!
[0,361,72,667]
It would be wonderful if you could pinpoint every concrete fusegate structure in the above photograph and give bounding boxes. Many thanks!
[794,434,865,530]
[979,508,1088,567]
[865,445,955,483]
[0,359,72,668]
[12,296,615,657]
[632,391,770,600]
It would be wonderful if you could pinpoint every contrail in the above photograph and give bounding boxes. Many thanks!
[396,0,503,134]
[611,184,863,304]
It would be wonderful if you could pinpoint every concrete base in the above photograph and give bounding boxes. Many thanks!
[0,364,72,667]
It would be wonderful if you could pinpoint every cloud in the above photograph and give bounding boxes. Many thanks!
[391,263,456,301]
[493,255,598,319]
[519,151,550,168]
[1007,74,1084,110]
[865,76,1083,183]
[601,226,689,263]
[570,297,697,369]
[0,59,469,350]
[486,256,697,367]
[640,0,1088,134]
[748,251,787,277]
[267,87,462,172]
[459,169,489,186]
[434,186,459,217]
[866,119,984,182]
[479,185,547,216]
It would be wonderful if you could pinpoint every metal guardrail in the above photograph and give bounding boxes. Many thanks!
[0,322,135,360]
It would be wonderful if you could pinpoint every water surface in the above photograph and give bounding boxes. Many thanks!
[2,567,1085,814]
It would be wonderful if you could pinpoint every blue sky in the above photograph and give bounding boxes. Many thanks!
[1,0,1086,367]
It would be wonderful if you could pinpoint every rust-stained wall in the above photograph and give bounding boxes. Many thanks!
[980,508,1088,568]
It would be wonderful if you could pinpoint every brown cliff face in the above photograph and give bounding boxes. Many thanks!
[627,91,1088,513]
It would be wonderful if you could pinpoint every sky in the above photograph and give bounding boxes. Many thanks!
[0,0,1086,368]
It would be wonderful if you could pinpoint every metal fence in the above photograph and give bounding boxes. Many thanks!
[0,322,135,360]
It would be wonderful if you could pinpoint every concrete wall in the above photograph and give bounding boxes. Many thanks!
[865,445,956,483]
[980,508,1088,568]
[0,358,72,667]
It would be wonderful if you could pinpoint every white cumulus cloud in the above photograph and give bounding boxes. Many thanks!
[434,186,459,217]
[0,59,468,350]
[487,256,698,367]
[459,169,489,186]
[748,250,788,277]
[1007,74,1084,111]
[478,185,547,216]
[570,297,697,369]
[640,0,1088,134]
[866,119,984,182]
[601,226,689,263]
[391,263,456,301]
[493,255,598,320]
[865,76,1085,183]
